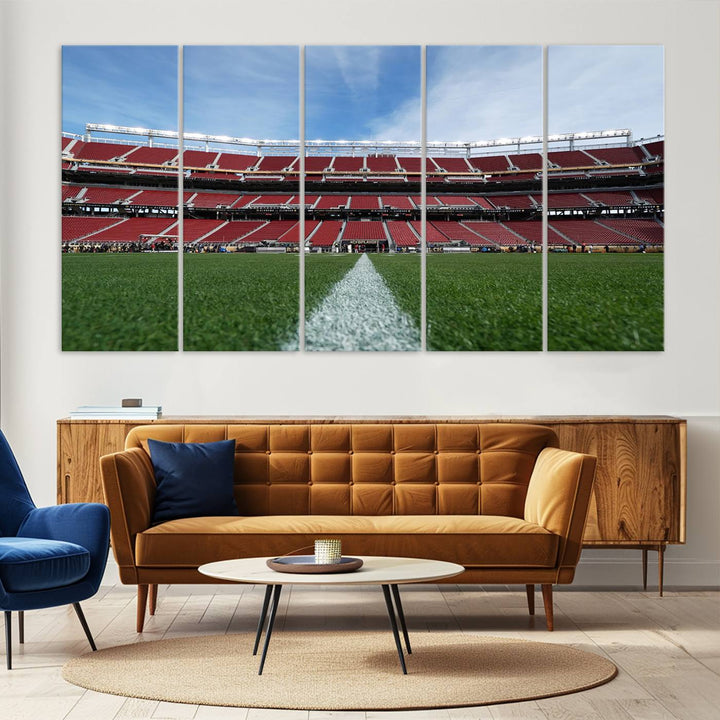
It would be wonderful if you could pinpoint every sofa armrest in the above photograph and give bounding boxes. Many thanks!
[100,447,156,583]
[524,447,597,579]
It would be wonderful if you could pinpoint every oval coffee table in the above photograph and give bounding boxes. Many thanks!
[199,556,464,675]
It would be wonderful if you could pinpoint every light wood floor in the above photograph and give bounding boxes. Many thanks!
[1,583,718,720]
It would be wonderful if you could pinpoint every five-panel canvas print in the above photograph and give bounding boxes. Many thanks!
[62,45,664,352]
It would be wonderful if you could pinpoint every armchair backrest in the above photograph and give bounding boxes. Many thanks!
[0,431,36,536]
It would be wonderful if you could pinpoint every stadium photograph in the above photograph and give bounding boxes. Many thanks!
[61,44,663,352]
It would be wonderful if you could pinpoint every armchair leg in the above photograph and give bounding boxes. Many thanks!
[137,584,149,633]
[541,584,554,631]
[149,584,158,616]
[18,611,24,644]
[4,611,11,670]
[72,603,97,652]
[525,584,535,615]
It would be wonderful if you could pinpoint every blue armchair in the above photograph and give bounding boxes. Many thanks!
[0,430,110,669]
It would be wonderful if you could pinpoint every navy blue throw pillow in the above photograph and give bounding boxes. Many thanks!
[148,438,239,524]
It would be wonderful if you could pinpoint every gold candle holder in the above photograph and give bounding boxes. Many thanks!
[314,538,342,564]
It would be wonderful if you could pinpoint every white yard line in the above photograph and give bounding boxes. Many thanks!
[302,254,420,351]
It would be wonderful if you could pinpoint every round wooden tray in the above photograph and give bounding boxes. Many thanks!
[266,556,364,574]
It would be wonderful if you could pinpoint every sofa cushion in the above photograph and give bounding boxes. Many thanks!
[148,439,239,524]
[135,515,559,569]
[0,537,90,592]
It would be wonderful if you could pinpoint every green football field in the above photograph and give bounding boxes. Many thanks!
[62,251,663,352]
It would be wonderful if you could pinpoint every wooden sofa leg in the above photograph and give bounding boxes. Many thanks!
[526,584,535,615]
[149,584,158,616]
[541,584,554,631]
[137,584,149,633]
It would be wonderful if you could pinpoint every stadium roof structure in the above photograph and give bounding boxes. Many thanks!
[81,123,640,157]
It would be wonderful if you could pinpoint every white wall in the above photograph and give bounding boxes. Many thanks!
[1,0,718,587]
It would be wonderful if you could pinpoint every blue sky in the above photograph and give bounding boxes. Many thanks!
[549,45,664,140]
[426,46,542,143]
[305,46,421,141]
[62,44,663,146]
[184,46,299,140]
[62,46,177,136]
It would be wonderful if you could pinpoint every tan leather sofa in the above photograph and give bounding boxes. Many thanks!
[100,422,596,633]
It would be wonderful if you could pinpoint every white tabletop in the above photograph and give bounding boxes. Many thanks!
[198,556,465,586]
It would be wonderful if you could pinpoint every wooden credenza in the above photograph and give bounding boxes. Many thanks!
[57,415,686,593]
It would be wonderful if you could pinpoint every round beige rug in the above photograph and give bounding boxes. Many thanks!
[62,631,617,711]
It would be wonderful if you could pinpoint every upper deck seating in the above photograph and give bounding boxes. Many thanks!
[585,147,645,165]
[125,146,178,165]
[548,150,595,168]
[509,153,542,171]
[431,157,472,173]
[71,141,138,162]
[255,156,297,172]
[366,156,399,172]
[642,140,664,159]
[467,154,511,173]
[216,153,258,171]
[305,157,332,174]
[183,150,220,168]
[332,157,365,173]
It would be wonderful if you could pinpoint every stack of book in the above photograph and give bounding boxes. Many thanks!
[69,405,162,420]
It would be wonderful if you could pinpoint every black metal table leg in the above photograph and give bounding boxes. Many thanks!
[257,585,282,675]
[253,585,274,656]
[390,584,411,654]
[381,584,407,674]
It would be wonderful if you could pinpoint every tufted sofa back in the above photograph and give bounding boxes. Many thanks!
[125,423,558,518]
